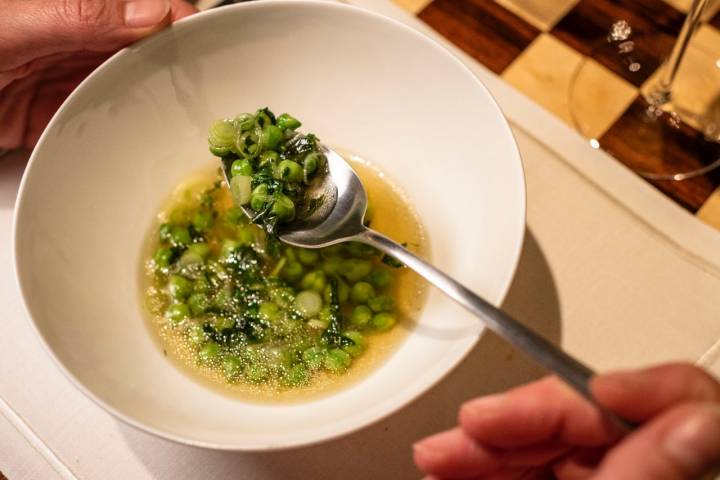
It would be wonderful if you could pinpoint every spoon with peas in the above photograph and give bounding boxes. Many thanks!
[221,138,634,432]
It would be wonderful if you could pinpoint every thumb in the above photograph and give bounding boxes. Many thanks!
[591,403,720,480]
[2,0,171,70]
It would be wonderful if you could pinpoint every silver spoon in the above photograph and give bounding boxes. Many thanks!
[222,143,633,431]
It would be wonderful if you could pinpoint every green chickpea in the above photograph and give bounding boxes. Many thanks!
[153,247,175,268]
[188,293,210,316]
[301,270,327,293]
[284,364,309,386]
[325,348,352,373]
[259,302,281,322]
[303,152,321,175]
[214,316,236,332]
[187,324,207,345]
[342,331,367,357]
[250,184,269,211]
[368,295,395,313]
[262,125,283,150]
[350,281,376,304]
[245,364,269,383]
[297,249,320,265]
[169,225,191,247]
[271,193,295,222]
[372,312,397,331]
[165,303,190,324]
[368,269,392,289]
[224,206,245,225]
[277,113,301,130]
[230,159,254,177]
[340,258,373,282]
[323,279,349,303]
[275,160,304,182]
[198,342,220,363]
[187,242,210,259]
[302,347,326,370]
[259,150,279,167]
[192,210,213,232]
[168,275,193,300]
[282,260,304,283]
[349,305,373,328]
[223,356,243,380]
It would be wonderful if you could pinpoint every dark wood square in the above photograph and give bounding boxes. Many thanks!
[599,97,720,212]
[418,0,540,74]
[552,0,686,87]
[711,11,720,30]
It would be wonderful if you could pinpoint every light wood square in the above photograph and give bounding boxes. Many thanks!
[698,187,720,230]
[494,0,580,30]
[503,34,637,139]
[391,0,432,14]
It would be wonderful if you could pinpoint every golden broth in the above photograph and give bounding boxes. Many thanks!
[140,155,428,403]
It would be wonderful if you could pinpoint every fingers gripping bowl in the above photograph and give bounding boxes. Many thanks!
[13,1,525,450]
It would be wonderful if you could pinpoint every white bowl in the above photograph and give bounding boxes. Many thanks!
[13,0,525,450]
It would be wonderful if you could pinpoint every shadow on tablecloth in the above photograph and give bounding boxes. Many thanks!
[117,228,562,480]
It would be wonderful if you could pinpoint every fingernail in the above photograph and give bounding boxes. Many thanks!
[413,430,453,455]
[662,405,720,473]
[123,0,170,28]
[459,394,505,422]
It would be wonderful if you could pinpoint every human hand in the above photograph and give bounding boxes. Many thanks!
[414,363,720,479]
[0,0,197,150]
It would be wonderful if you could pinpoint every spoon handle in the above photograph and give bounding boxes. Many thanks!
[354,228,635,432]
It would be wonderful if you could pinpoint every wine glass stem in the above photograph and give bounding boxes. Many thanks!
[656,0,709,99]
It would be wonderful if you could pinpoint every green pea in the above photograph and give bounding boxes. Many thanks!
[284,364,309,386]
[168,275,193,300]
[198,342,220,363]
[165,303,190,324]
[250,184,269,211]
[347,242,379,259]
[282,260,304,283]
[323,279,349,303]
[188,293,210,316]
[342,331,367,357]
[214,316,236,332]
[372,312,397,331]
[303,152,321,176]
[159,223,172,242]
[220,239,240,259]
[350,281,376,304]
[301,270,327,292]
[192,210,213,232]
[192,277,210,294]
[350,305,373,328]
[325,348,352,373]
[340,258,373,282]
[187,324,207,345]
[302,347,327,370]
[269,286,295,309]
[223,356,243,380]
[224,206,245,225]
[259,302,281,322]
[297,249,320,265]
[368,269,392,289]
[187,242,210,259]
[271,193,295,222]
[153,247,175,268]
[245,364,269,383]
[368,295,394,313]
[259,150,279,167]
[262,125,283,150]
[213,288,234,310]
[230,159,253,177]
[169,225,191,247]
[275,160,303,182]
[277,113,301,130]
[321,257,343,275]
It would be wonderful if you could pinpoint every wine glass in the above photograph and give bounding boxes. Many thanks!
[569,0,720,181]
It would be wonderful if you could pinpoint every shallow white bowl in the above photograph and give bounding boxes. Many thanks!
[13,0,525,450]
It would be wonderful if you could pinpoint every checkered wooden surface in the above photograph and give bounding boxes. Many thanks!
[396,0,720,229]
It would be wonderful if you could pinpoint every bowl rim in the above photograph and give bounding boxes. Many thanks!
[12,0,527,451]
